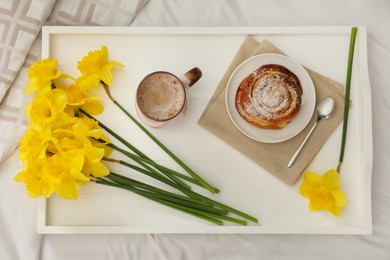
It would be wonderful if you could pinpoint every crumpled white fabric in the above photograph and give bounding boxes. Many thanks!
[0,0,55,164]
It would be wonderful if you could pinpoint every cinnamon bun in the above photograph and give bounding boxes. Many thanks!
[235,64,303,129]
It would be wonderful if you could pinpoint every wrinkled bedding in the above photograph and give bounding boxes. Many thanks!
[1,0,390,259]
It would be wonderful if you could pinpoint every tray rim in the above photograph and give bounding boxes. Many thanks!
[38,26,372,235]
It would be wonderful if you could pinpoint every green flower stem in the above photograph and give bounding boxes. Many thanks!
[80,111,256,223]
[191,210,248,226]
[117,183,228,216]
[107,141,207,189]
[115,160,185,189]
[215,202,257,224]
[95,177,223,225]
[180,187,258,224]
[80,109,203,189]
[110,156,196,197]
[150,195,247,226]
[118,152,204,187]
[74,107,80,117]
[106,174,227,215]
[118,159,205,188]
[105,142,191,190]
[107,172,215,208]
[122,180,245,225]
[149,197,223,226]
[143,171,258,223]
[150,197,223,226]
[337,27,358,173]
[80,109,147,159]
[112,100,220,194]
[104,156,174,185]
[105,158,258,223]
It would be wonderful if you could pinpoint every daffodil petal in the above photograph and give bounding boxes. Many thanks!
[88,161,110,177]
[329,206,342,216]
[85,146,105,164]
[55,178,80,200]
[14,170,27,182]
[76,75,100,92]
[322,169,340,188]
[331,189,348,207]
[80,100,104,115]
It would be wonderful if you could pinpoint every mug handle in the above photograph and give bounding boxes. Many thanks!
[179,67,202,88]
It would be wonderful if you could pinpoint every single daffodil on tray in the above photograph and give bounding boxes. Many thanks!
[299,27,358,216]
[299,169,348,216]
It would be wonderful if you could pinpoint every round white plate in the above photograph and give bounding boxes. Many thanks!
[225,53,316,143]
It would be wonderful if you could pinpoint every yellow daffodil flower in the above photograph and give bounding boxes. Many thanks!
[61,77,104,115]
[74,116,99,129]
[24,58,62,94]
[43,149,88,200]
[77,45,123,86]
[53,117,112,157]
[92,133,113,157]
[14,159,52,198]
[299,169,348,216]
[18,128,48,161]
[14,149,88,199]
[71,121,109,178]
[76,75,100,92]
[25,88,72,139]
[52,120,109,180]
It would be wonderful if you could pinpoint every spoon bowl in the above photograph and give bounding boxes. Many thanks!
[316,97,335,120]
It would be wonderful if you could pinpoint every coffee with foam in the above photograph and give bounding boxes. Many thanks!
[137,72,186,121]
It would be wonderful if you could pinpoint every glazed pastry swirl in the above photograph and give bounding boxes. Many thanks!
[235,64,303,129]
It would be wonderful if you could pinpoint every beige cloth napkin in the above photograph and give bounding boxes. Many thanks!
[198,37,345,185]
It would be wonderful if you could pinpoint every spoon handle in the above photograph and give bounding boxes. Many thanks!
[287,119,320,168]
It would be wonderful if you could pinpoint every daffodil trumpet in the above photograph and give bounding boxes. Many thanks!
[299,27,358,216]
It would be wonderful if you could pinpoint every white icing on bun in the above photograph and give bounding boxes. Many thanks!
[235,64,303,129]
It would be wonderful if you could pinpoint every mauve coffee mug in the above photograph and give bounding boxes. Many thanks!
[135,67,202,127]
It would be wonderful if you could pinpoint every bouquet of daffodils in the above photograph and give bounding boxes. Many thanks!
[15,46,257,226]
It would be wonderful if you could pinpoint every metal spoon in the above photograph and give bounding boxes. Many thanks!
[287,97,335,168]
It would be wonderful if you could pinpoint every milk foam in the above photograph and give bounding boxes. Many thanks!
[138,73,185,120]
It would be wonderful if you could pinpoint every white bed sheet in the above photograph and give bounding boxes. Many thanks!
[1,0,390,259]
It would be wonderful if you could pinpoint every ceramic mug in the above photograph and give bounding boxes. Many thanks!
[135,67,202,127]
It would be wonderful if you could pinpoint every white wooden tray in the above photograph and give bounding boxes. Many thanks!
[38,26,372,234]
